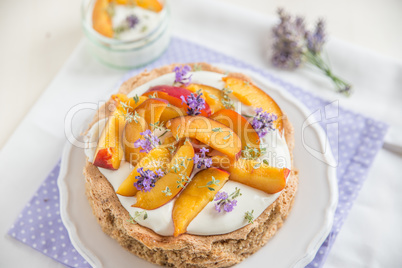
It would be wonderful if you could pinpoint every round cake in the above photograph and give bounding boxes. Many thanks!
[83,62,298,267]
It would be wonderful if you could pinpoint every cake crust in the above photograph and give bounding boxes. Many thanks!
[83,63,299,267]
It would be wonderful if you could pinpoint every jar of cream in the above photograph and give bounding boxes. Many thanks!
[81,0,170,69]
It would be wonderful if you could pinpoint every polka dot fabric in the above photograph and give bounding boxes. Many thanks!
[8,37,388,267]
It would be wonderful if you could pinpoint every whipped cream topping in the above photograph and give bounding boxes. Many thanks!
[84,71,291,236]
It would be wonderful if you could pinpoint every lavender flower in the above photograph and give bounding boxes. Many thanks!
[113,14,140,35]
[272,8,352,96]
[252,108,278,138]
[134,168,157,192]
[126,15,139,29]
[272,8,307,69]
[174,65,192,86]
[180,93,206,116]
[193,147,212,169]
[134,129,160,153]
[214,188,242,213]
[306,19,325,54]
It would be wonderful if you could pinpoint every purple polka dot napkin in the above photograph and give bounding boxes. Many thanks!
[8,37,388,267]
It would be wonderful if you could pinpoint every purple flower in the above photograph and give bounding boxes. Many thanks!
[306,19,325,54]
[193,147,212,169]
[181,93,206,116]
[272,8,307,69]
[223,199,237,212]
[134,129,160,153]
[174,65,192,86]
[134,168,165,192]
[134,168,156,192]
[126,15,139,29]
[214,188,241,213]
[251,108,277,138]
[214,191,228,201]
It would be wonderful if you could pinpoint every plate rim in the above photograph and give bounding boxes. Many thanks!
[58,65,338,268]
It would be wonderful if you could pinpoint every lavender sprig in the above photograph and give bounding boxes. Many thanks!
[272,8,352,96]
[251,108,277,138]
[134,129,160,153]
[180,93,206,116]
[214,188,242,213]
[174,65,192,86]
[193,147,212,169]
[134,167,164,192]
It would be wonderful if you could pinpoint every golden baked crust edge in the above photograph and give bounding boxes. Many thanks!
[83,63,299,267]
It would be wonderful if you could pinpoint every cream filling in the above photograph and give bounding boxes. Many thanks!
[84,71,291,236]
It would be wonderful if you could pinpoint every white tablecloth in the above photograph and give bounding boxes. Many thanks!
[1,0,401,267]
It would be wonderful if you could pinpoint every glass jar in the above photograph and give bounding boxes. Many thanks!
[81,0,170,69]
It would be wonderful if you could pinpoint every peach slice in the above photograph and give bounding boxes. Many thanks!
[145,85,212,117]
[186,84,226,114]
[134,98,168,129]
[116,147,170,196]
[123,116,148,166]
[159,105,187,123]
[123,98,168,165]
[172,168,230,237]
[211,156,290,194]
[92,0,113,38]
[133,140,194,209]
[93,110,125,170]
[112,0,163,12]
[167,116,242,160]
[223,76,283,133]
[210,109,260,151]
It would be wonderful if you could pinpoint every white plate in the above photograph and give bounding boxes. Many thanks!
[58,67,338,268]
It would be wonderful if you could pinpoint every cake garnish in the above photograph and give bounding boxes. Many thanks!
[198,175,220,191]
[173,65,192,86]
[244,210,255,224]
[162,186,172,196]
[119,101,140,123]
[134,129,160,153]
[242,145,266,160]
[134,167,164,192]
[252,108,278,138]
[193,147,212,169]
[176,174,190,188]
[214,188,241,212]
[180,92,206,116]
[133,94,140,104]
[128,211,148,224]
[221,87,235,110]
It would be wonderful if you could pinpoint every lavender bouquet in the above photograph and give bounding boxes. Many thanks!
[272,8,352,96]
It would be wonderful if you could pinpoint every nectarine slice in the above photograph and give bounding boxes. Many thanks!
[186,84,226,114]
[167,116,242,160]
[172,168,230,237]
[210,109,260,151]
[116,147,170,196]
[159,105,186,123]
[93,108,127,169]
[123,111,148,166]
[223,77,283,133]
[133,140,194,209]
[92,0,113,38]
[211,156,290,194]
[134,98,168,130]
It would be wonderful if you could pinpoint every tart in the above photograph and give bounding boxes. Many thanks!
[83,63,298,267]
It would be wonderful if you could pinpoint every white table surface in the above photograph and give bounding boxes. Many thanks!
[1,0,402,267]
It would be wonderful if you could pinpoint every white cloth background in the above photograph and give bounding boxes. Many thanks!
[1,0,401,267]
